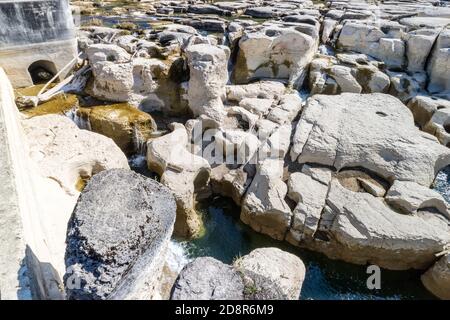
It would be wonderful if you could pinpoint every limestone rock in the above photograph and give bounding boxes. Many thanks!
[22,114,129,196]
[290,93,450,187]
[185,43,230,122]
[64,169,176,300]
[241,158,292,240]
[266,93,303,125]
[233,23,319,89]
[147,123,211,238]
[386,180,450,218]
[287,171,331,242]
[226,81,286,102]
[171,257,244,300]
[407,95,450,129]
[427,27,450,93]
[423,105,450,147]
[321,179,450,270]
[76,104,156,155]
[337,22,405,69]
[234,247,306,300]
[421,253,450,300]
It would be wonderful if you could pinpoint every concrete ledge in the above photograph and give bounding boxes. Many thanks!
[0,68,64,299]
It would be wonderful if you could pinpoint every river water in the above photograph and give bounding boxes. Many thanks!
[129,155,446,300]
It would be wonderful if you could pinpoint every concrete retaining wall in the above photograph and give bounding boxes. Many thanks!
[0,68,65,299]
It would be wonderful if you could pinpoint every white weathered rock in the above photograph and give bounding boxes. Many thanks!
[424,107,450,146]
[241,158,292,240]
[233,24,319,89]
[386,180,450,218]
[421,253,450,300]
[185,44,230,122]
[87,55,167,108]
[266,93,303,125]
[226,81,286,102]
[405,29,440,72]
[85,43,131,65]
[338,22,405,69]
[233,248,306,300]
[388,70,427,103]
[407,95,450,129]
[290,93,450,187]
[22,114,129,196]
[427,27,450,93]
[357,177,386,197]
[212,129,260,165]
[147,123,211,238]
[287,171,331,242]
[258,124,292,160]
[328,65,362,93]
[239,97,273,116]
[321,179,450,270]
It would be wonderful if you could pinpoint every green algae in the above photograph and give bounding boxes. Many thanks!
[15,84,79,118]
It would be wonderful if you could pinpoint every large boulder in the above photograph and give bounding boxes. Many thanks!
[22,114,129,195]
[147,123,211,238]
[233,248,306,300]
[171,257,245,300]
[85,44,186,115]
[306,179,450,270]
[421,253,450,300]
[427,27,450,93]
[385,180,450,219]
[241,158,292,240]
[337,22,406,69]
[64,169,176,299]
[226,81,286,102]
[287,169,331,243]
[290,93,450,187]
[232,23,319,89]
[185,44,230,123]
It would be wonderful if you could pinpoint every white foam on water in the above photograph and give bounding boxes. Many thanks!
[128,154,147,169]
[166,240,191,274]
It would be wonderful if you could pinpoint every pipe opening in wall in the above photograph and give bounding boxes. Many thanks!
[28,60,58,85]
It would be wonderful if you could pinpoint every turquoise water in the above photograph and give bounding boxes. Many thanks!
[129,156,443,300]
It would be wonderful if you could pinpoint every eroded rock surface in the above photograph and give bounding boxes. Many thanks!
[64,169,176,300]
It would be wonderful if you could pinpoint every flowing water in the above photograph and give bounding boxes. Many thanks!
[129,155,448,300]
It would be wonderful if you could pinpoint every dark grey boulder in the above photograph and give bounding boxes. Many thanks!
[170,257,245,300]
[64,168,176,300]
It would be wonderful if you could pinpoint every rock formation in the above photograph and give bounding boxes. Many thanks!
[64,169,176,300]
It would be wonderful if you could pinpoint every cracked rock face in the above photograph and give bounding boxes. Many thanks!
[290,93,450,187]
[64,169,176,300]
